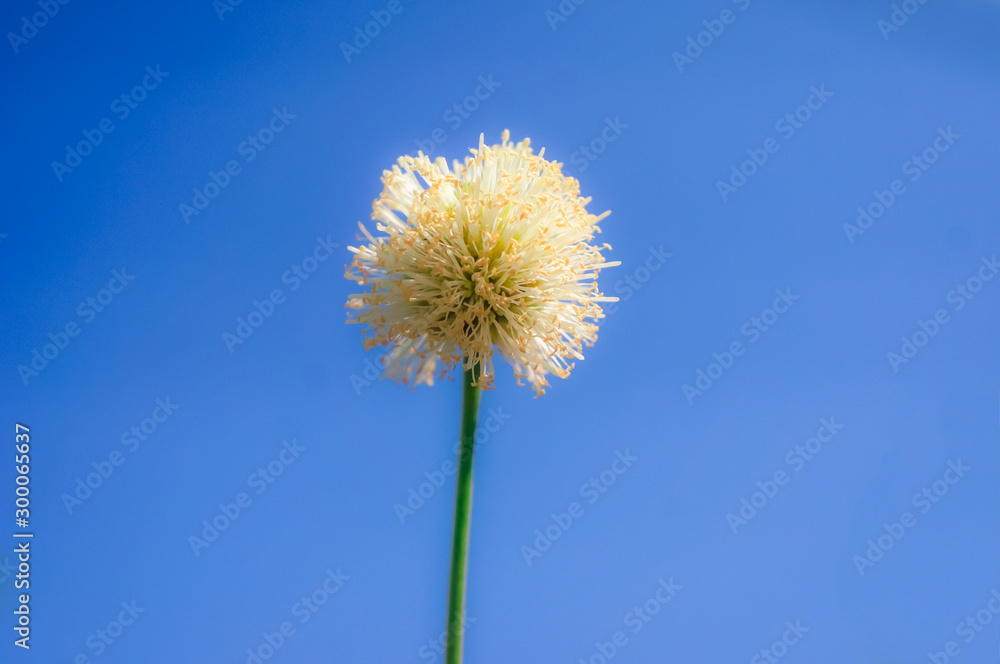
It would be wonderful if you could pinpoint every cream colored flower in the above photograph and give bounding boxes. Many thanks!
[345,130,618,396]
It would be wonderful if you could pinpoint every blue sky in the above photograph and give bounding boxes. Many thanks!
[1,0,998,662]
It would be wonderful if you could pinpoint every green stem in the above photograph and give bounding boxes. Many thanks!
[445,364,481,664]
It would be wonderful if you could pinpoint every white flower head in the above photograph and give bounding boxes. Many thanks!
[345,130,618,396]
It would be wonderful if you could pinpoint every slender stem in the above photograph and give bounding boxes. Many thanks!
[445,364,481,664]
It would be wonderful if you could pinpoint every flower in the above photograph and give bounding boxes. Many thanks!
[345,130,619,396]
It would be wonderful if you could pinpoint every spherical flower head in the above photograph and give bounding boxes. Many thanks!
[345,130,619,396]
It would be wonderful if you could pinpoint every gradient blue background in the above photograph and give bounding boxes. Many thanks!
[1,0,998,661]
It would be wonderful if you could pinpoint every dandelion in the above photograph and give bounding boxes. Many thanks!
[345,130,618,663]
[346,129,618,397]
